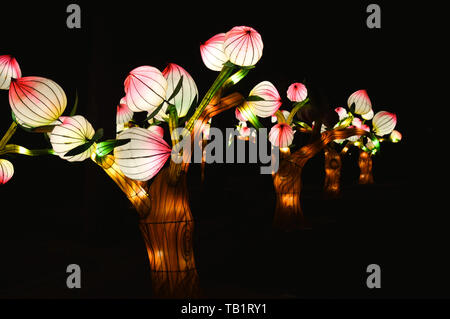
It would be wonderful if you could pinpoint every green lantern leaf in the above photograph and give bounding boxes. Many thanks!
[64,140,95,157]
[95,138,131,157]
[69,90,79,116]
[145,101,166,122]
[222,61,237,68]
[91,128,104,142]
[247,95,265,102]
[166,75,184,102]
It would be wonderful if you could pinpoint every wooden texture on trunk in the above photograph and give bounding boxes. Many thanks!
[273,128,368,231]
[358,150,374,184]
[323,146,342,198]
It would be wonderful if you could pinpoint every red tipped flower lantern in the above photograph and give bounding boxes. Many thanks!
[200,33,228,71]
[287,83,307,102]
[124,66,168,113]
[9,76,67,128]
[0,55,21,90]
[224,26,263,67]
[0,159,14,184]
[269,123,295,148]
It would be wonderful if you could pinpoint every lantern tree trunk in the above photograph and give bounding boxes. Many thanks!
[358,150,374,184]
[273,128,368,231]
[323,146,342,198]
[93,155,200,298]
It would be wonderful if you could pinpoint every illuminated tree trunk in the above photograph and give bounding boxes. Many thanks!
[138,166,200,298]
[273,157,308,231]
[323,146,342,198]
[273,128,368,231]
[93,155,200,298]
[358,150,374,184]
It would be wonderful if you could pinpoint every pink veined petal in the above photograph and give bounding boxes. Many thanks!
[148,125,165,138]
[200,33,228,71]
[248,81,282,118]
[124,66,167,113]
[50,115,96,162]
[347,90,372,115]
[114,127,171,181]
[235,108,248,122]
[268,123,294,148]
[361,108,374,120]
[372,111,397,136]
[287,83,307,102]
[352,117,362,128]
[361,124,370,132]
[0,55,21,90]
[239,126,250,137]
[0,159,14,184]
[161,63,198,118]
[335,107,348,120]
[117,97,134,125]
[224,26,263,67]
[9,76,67,128]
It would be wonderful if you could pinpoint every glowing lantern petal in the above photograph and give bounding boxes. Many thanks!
[0,55,21,90]
[235,108,248,122]
[50,115,96,162]
[124,66,167,113]
[160,63,198,118]
[347,90,372,115]
[335,107,348,121]
[9,76,67,128]
[268,123,294,148]
[287,83,307,102]
[362,108,374,120]
[224,26,263,67]
[114,127,171,181]
[200,33,228,71]
[372,111,397,136]
[248,81,282,118]
[148,125,164,138]
[117,97,134,125]
[271,110,290,123]
[0,159,14,184]
[390,130,402,143]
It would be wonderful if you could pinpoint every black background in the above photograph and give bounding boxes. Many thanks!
[0,0,443,301]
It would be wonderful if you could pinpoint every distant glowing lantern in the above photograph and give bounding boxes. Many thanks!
[390,130,402,143]
[335,107,348,121]
[0,55,21,90]
[114,127,171,181]
[9,76,67,128]
[287,83,307,102]
[158,63,198,119]
[224,26,263,67]
[269,123,294,148]
[0,159,14,184]
[200,33,228,71]
[247,81,282,118]
[362,108,374,120]
[372,111,397,136]
[117,97,134,125]
[124,66,168,113]
[347,90,372,115]
[50,115,96,162]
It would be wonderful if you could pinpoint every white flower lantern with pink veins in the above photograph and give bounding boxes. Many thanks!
[0,159,14,184]
[0,55,21,90]
[224,26,263,67]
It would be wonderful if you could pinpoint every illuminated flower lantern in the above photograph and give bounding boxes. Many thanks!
[390,130,402,143]
[114,127,171,182]
[200,33,228,71]
[224,26,263,67]
[9,76,67,128]
[0,159,14,184]
[116,97,134,132]
[235,108,247,122]
[348,89,372,116]
[287,83,307,102]
[50,115,96,162]
[0,55,21,90]
[155,63,198,120]
[124,66,167,113]
[269,123,294,148]
[372,111,397,136]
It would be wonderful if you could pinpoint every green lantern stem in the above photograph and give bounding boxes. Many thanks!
[0,122,18,150]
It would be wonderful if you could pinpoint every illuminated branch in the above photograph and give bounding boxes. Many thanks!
[0,144,55,157]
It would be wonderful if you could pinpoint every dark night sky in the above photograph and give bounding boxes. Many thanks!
[0,1,442,299]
